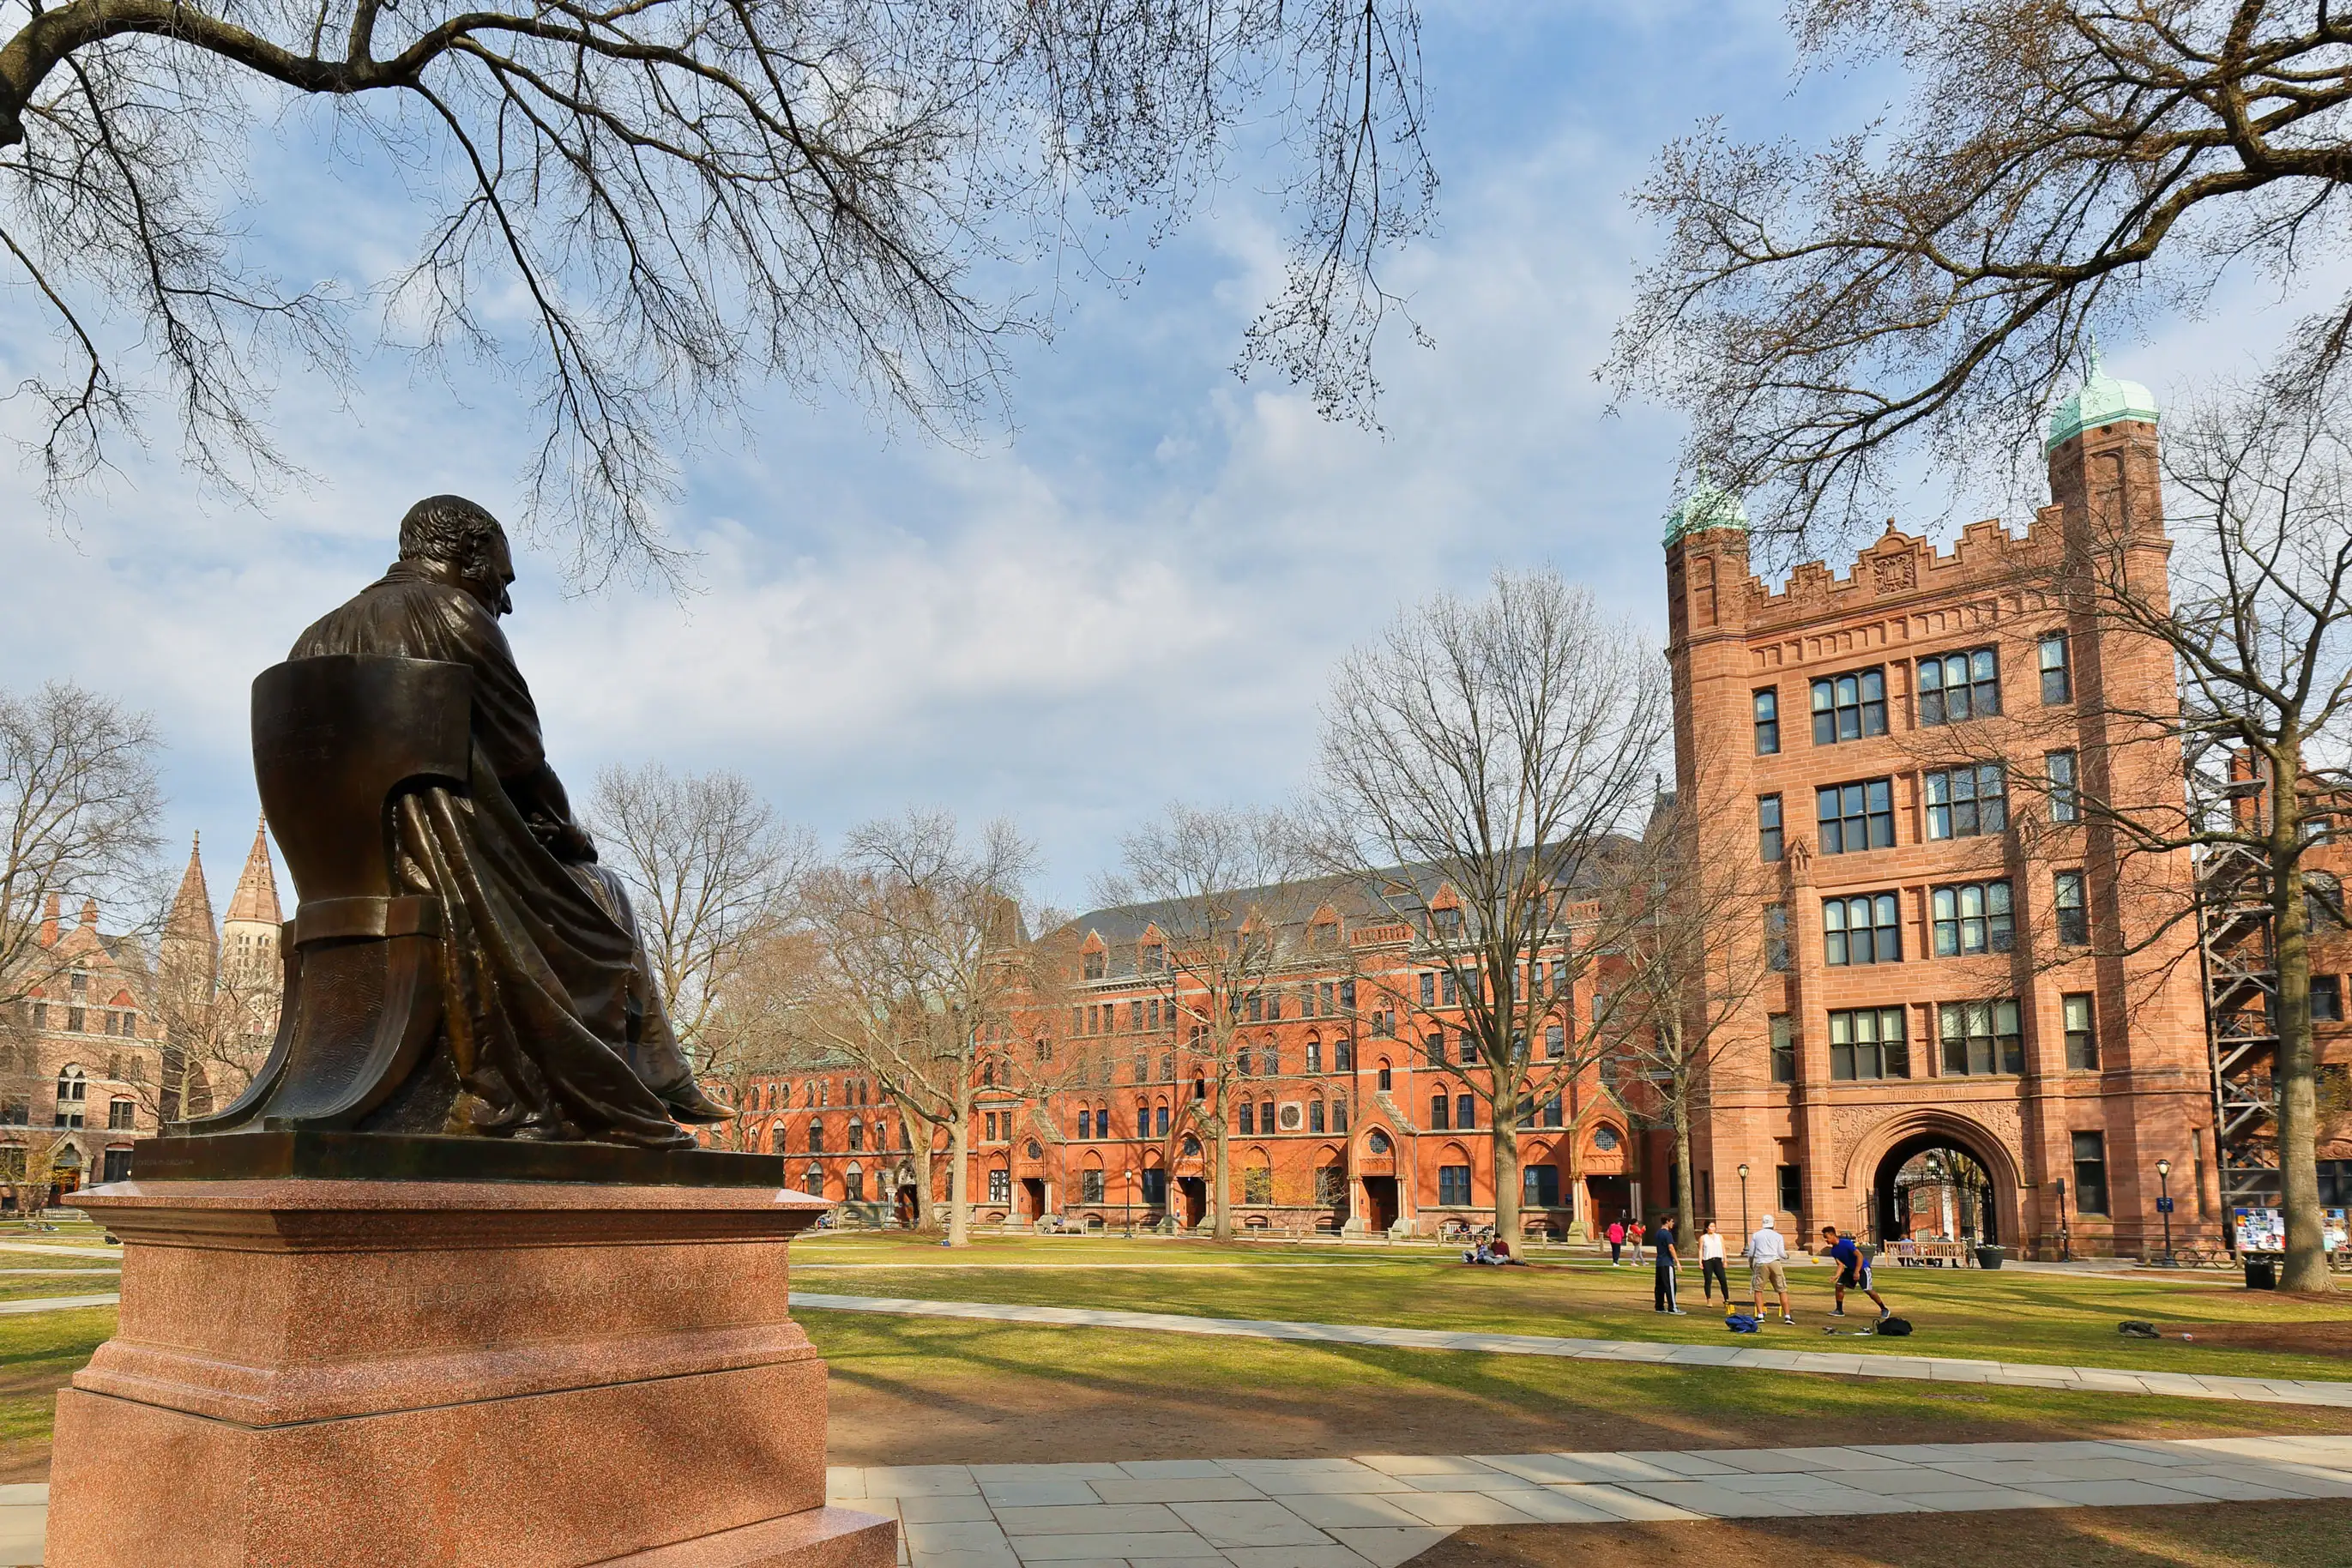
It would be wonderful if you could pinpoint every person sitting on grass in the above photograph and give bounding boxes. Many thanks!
[1822,1226,1891,1323]
[1745,1213,1794,1325]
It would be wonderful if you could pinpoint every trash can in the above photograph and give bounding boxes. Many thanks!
[2246,1257,2278,1290]
[1975,1245,2004,1270]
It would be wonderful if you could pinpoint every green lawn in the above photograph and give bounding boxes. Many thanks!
[790,1231,2352,1383]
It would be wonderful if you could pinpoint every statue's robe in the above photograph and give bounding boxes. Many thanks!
[291,559,689,1148]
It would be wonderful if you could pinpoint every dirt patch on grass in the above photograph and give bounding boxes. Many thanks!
[823,1363,2345,1467]
[2160,1319,2352,1360]
[1406,1501,2352,1567]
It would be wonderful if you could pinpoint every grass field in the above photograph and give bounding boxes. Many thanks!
[791,1231,2352,1383]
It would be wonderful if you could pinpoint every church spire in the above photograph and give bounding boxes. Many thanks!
[165,833,214,948]
[224,817,282,927]
[160,831,218,1000]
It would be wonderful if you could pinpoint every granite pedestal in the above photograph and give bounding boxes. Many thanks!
[44,1137,896,1568]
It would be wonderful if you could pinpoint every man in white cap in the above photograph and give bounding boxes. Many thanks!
[1746,1213,1794,1326]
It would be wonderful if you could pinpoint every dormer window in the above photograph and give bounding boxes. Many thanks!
[1432,907,1462,938]
[1139,943,1166,974]
[1082,950,1106,981]
[1311,920,1340,950]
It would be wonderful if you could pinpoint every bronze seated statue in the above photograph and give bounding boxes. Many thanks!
[178,498,729,1149]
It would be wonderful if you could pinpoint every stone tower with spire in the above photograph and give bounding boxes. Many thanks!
[159,833,218,1013]
[220,817,284,998]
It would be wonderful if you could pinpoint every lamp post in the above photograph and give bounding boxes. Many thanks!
[1737,1163,1750,1240]
[2156,1158,2175,1266]
[2053,1175,2071,1263]
[1124,1167,1136,1239]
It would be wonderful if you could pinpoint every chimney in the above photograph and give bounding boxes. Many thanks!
[78,896,99,932]
[39,893,59,946]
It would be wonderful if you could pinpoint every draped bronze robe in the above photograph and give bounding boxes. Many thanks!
[291,560,689,1148]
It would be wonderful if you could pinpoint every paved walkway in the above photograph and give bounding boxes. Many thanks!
[0,1295,117,1316]
[789,1293,2352,1409]
[3,1437,2343,1566]
[823,1435,2352,1567]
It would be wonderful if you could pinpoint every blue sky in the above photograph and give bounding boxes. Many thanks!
[0,2,2324,913]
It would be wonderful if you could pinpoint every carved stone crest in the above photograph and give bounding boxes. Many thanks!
[1871,552,1917,594]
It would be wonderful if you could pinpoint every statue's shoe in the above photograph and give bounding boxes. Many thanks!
[657,1079,735,1125]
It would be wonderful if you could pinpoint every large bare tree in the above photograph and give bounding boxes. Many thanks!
[586,763,810,1125]
[1314,570,1672,1242]
[0,682,162,1016]
[0,0,1432,572]
[1610,1,2352,556]
[793,811,1041,1245]
[1095,802,1323,1242]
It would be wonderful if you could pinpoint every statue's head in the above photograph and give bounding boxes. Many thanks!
[399,495,516,617]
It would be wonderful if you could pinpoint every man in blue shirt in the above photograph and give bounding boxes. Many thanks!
[1821,1226,1890,1322]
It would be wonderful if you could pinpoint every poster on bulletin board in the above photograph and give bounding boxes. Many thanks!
[2233,1207,2284,1252]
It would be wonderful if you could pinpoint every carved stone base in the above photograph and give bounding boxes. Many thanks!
[45,1176,894,1568]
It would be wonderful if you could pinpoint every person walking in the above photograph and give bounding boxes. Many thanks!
[1698,1219,1730,1303]
[1607,1219,1625,1266]
[1652,1215,1685,1314]
[1746,1214,1794,1325]
[1628,1220,1646,1265]
[1822,1226,1891,1322]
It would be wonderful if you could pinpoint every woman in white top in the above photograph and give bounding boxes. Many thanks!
[1698,1220,1730,1303]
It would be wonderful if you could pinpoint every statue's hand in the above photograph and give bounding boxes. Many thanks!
[530,815,599,863]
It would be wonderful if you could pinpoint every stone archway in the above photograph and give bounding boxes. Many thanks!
[1848,1112,2023,1250]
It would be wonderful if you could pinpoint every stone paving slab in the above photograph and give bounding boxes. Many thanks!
[790,1292,2352,1411]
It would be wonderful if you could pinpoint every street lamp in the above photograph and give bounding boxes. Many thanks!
[1737,1163,1750,1240]
[1124,1167,1136,1239]
[2156,1158,2175,1266]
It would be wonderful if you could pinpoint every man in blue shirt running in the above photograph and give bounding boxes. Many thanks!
[1821,1226,1890,1322]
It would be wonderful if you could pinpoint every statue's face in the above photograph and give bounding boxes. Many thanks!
[464,528,517,618]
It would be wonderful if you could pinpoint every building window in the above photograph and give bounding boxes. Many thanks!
[1376,1061,1392,1090]
[28,1004,44,1029]
[1309,1100,1325,1133]
[1754,688,1781,754]
[1523,1164,1561,1207]
[1758,794,1783,862]
[986,1168,1010,1204]
[1419,973,1434,1008]
[1931,880,2014,956]
[1828,1007,1909,1080]
[107,1099,133,1130]
[1541,1095,1562,1128]
[2315,976,2343,1022]
[2039,634,2072,704]
[1080,1169,1105,1203]
[844,1166,865,1202]
[1939,999,2024,1076]
[1544,1023,1565,1061]
[1306,1040,1323,1074]
[1764,902,1791,971]
[101,1149,132,1184]
[1083,951,1105,980]
[1812,668,1887,745]
[848,1119,865,1153]
[1776,1164,1803,1216]
[1335,1038,1354,1071]
[1920,647,2000,725]
[2071,1131,2108,1215]
[1456,1094,1476,1130]
[2053,871,2089,947]
[2308,871,2347,932]
[1816,779,1895,853]
[1139,1169,1167,1205]
[1438,1166,1472,1206]
[65,1007,83,1033]
[1241,1166,1273,1205]
[1428,1093,1449,1131]
[1823,892,1902,966]
[2047,750,2079,823]
[1154,1104,1169,1137]
[1239,1102,1256,1136]
[1925,765,2006,840]
[2064,992,2098,1068]
[1769,1014,1796,1083]
[2319,1161,2352,1205]
[1425,1033,1445,1068]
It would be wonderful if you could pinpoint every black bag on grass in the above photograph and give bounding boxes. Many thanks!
[1874,1317,1914,1336]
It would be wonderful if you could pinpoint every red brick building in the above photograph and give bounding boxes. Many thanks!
[1664,357,2218,1259]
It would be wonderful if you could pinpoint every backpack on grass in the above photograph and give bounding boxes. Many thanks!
[2119,1320,2160,1339]
[1724,1313,1761,1333]
[1873,1317,1914,1336]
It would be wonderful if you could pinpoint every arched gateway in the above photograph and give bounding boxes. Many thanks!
[1848,1112,2023,1251]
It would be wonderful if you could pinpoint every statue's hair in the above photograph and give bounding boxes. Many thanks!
[398,495,505,569]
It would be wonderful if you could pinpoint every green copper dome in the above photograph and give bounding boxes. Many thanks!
[2046,344,2159,453]
[1661,479,1748,546]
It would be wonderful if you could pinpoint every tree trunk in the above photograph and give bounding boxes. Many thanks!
[1673,1095,1697,1244]
[912,1119,939,1233]
[947,1069,973,1248]
[1210,1077,1233,1241]
[2274,799,2331,1292]
[1492,1091,1521,1242]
